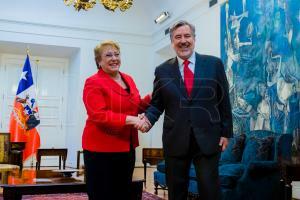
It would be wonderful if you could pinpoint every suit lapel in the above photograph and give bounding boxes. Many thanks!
[168,58,189,98]
[168,54,208,99]
[191,53,207,98]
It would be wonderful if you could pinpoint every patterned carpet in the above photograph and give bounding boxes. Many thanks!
[0,191,163,200]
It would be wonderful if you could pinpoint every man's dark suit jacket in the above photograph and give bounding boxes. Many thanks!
[145,53,233,157]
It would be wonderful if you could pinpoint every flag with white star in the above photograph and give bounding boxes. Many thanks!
[16,56,34,95]
[9,54,41,162]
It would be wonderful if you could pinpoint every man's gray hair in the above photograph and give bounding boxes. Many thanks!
[169,20,196,40]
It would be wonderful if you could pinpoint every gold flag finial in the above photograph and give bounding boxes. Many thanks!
[26,45,30,54]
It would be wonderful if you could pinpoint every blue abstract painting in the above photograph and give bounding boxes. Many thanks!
[220,0,299,136]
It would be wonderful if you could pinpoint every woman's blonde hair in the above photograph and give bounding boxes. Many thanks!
[94,40,120,69]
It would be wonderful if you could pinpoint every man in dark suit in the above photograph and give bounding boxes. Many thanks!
[138,20,233,200]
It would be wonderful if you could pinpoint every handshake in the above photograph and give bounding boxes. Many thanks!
[126,113,152,133]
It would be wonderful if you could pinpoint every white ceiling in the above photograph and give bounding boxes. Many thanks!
[0,0,205,57]
[0,0,204,35]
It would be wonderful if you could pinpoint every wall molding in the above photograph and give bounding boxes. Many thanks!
[0,19,152,46]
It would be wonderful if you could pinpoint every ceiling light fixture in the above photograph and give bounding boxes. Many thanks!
[63,0,133,12]
[154,12,170,24]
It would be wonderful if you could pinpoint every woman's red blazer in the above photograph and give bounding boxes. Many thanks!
[82,69,150,152]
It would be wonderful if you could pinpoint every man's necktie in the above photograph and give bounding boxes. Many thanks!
[183,60,194,97]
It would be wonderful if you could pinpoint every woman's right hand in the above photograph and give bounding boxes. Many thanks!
[125,115,151,133]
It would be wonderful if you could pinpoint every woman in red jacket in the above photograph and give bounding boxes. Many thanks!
[82,40,151,200]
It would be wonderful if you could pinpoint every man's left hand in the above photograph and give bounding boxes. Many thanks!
[219,137,229,152]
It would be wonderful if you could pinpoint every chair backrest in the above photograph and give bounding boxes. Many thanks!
[276,133,293,162]
[247,130,293,161]
[0,132,11,163]
[246,130,280,138]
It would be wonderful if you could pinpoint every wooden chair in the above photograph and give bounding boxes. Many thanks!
[76,150,84,177]
[0,132,23,169]
[0,132,11,164]
[76,150,84,169]
[10,142,25,170]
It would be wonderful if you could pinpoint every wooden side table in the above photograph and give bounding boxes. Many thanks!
[36,148,68,170]
[142,148,164,186]
[282,157,300,200]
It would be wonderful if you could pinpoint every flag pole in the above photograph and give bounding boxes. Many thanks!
[26,47,35,168]
[26,47,39,169]
[32,57,40,169]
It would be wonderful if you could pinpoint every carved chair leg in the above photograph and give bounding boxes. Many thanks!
[154,181,159,195]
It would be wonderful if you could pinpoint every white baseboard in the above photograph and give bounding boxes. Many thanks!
[292,181,300,199]
[135,161,144,167]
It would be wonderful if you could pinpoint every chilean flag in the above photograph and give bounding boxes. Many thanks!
[9,55,41,162]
